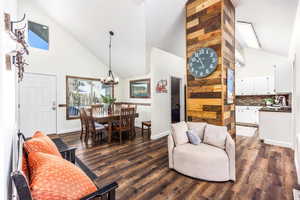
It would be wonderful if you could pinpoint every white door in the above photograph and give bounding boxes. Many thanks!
[20,73,57,137]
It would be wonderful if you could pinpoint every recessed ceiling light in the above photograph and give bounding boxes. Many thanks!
[237,21,261,49]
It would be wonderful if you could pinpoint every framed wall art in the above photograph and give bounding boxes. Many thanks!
[156,80,168,93]
[227,68,234,104]
[130,79,151,98]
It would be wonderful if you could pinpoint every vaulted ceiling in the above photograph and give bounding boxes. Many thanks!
[31,0,147,78]
[236,0,299,56]
[28,0,188,78]
[27,0,299,77]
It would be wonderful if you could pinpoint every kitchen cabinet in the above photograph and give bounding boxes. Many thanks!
[253,76,274,95]
[259,111,293,148]
[236,78,253,95]
[274,63,292,94]
[236,76,274,96]
[236,106,261,125]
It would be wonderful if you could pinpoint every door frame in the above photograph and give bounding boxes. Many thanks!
[20,72,58,134]
[170,76,184,122]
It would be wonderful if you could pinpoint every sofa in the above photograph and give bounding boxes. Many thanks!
[168,121,236,182]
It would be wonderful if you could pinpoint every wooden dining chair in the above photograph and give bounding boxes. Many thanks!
[128,105,137,138]
[113,107,135,144]
[113,103,128,113]
[79,108,90,141]
[79,108,88,140]
[87,108,106,142]
[91,104,104,115]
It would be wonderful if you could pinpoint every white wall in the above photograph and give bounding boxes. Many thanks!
[18,0,119,134]
[0,0,18,199]
[236,48,289,79]
[290,0,300,184]
[150,48,185,139]
[118,74,151,127]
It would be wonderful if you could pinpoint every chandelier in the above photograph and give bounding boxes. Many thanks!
[100,31,119,86]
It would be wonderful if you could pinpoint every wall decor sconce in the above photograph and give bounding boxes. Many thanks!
[4,13,29,82]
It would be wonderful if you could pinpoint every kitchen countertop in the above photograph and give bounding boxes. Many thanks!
[259,107,292,113]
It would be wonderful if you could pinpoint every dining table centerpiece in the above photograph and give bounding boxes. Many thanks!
[101,95,116,114]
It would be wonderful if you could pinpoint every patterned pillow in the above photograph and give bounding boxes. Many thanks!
[33,131,45,138]
[24,131,62,158]
[28,152,97,200]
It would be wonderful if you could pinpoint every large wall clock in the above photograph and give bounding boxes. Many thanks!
[188,47,218,78]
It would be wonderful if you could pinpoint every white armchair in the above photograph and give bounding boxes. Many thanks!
[168,122,236,182]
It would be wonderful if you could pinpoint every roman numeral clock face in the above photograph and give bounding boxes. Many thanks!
[188,48,218,78]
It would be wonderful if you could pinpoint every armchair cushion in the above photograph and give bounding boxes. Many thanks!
[171,122,189,146]
[24,131,62,158]
[187,122,207,140]
[225,133,236,181]
[173,143,229,181]
[203,124,227,149]
[28,152,97,200]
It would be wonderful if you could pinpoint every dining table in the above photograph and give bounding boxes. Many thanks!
[92,110,139,143]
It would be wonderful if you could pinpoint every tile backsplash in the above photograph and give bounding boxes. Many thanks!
[236,94,291,106]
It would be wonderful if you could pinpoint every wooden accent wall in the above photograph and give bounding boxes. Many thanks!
[186,0,236,137]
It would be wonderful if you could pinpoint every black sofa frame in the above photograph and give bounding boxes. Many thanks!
[11,133,118,200]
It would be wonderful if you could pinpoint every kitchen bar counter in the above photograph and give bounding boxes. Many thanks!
[259,109,293,148]
[259,107,292,113]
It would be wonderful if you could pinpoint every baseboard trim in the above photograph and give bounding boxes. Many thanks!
[296,156,300,184]
[263,139,293,149]
[58,128,81,134]
[295,135,300,184]
[151,131,170,140]
[236,132,254,137]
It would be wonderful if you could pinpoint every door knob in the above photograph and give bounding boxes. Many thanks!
[52,101,57,111]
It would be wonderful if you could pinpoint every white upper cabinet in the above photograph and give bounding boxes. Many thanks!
[236,76,274,95]
[253,76,274,95]
[274,63,292,94]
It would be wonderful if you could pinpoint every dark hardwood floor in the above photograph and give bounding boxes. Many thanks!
[58,129,297,200]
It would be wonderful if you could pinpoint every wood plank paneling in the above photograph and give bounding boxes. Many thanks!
[186,0,236,137]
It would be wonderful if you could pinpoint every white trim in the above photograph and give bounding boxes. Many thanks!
[293,189,300,200]
[263,139,294,149]
[296,156,300,184]
[295,135,300,184]
[58,128,81,134]
[236,131,254,137]
[236,126,257,137]
[151,131,170,140]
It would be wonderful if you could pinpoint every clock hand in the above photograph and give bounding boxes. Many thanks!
[198,57,205,68]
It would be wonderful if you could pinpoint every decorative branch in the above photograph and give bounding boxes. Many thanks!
[4,13,29,82]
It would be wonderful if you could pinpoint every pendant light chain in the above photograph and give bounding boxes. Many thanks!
[100,31,119,85]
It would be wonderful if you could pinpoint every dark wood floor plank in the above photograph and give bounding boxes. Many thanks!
[56,128,297,200]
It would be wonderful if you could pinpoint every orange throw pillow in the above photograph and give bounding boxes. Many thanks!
[32,131,45,138]
[24,131,62,158]
[28,152,97,200]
